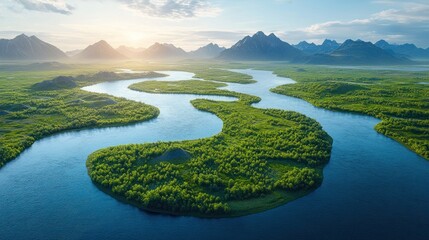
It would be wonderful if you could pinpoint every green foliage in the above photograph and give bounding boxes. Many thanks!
[88,80,332,217]
[130,80,260,104]
[272,79,429,160]
[32,76,77,91]
[275,168,321,190]
[0,70,164,168]
[192,68,256,84]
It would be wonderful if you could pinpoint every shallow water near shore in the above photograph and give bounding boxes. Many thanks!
[1,69,428,240]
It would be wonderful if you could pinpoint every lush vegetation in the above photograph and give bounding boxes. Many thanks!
[192,68,256,84]
[88,80,332,217]
[271,66,429,160]
[129,80,260,104]
[0,69,165,168]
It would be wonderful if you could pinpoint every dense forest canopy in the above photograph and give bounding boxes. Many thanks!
[88,79,332,217]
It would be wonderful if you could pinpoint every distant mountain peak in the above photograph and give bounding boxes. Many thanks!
[0,34,67,60]
[322,39,339,46]
[294,39,339,55]
[254,31,267,37]
[190,43,226,59]
[376,39,389,45]
[92,40,110,47]
[140,42,188,59]
[75,40,125,60]
[297,41,317,47]
[298,39,411,65]
[14,33,29,39]
[375,39,429,59]
[206,43,220,48]
[343,39,355,45]
[219,31,303,61]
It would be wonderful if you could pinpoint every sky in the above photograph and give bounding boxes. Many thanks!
[0,0,428,51]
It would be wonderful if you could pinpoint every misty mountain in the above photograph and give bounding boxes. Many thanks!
[375,40,429,59]
[0,34,67,60]
[298,39,411,65]
[189,43,226,59]
[65,49,82,57]
[74,40,126,60]
[116,46,146,58]
[294,41,319,55]
[319,39,341,53]
[140,43,188,60]
[294,39,341,55]
[219,31,304,61]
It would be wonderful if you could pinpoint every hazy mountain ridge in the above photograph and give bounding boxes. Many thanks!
[139,43,188,60]
[375,40,429,59]
[0,33,425,64]
[116,46,146,58]
[189,43,226,59]
[0,34,67,60]
[74,40,126,60]
[296,39,411,65]
[294,39,340,55]
[65,49,82,57]
[219,31,304,60]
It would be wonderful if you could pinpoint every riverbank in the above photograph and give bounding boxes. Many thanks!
[271,80,429,161]
[87,79,332,217]
[0,70,165,168]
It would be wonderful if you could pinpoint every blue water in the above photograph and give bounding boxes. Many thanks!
[1,70,428,240]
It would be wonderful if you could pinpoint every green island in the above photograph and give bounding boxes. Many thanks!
[87,79,332,217]
[0,64,256,169]
[129,79,260,104]
[0,69,165,168]
[192,68,256,84]
[269,65,429,160]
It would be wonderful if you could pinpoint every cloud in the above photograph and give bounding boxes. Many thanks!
[118,0,221,18]
[281,2,429,48]
[14,0,74,14]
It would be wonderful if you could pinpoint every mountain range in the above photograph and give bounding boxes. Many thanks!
[0,33,427,65]
[219,31,303,60]
[139,43,188,60]
[375,40,429,59]
[296,39,411,65]
[189,43,226,59]
[294,39,340,55]
[0,34,67,60]
[74,40,126,60]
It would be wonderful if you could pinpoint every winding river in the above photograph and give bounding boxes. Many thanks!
[1,70,428,240]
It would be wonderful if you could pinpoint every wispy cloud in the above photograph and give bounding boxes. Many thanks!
[14,0,74,15]
[117,0,221,18]
[282,1,429,47]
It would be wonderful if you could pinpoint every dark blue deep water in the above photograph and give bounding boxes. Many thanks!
[1,70,428,240]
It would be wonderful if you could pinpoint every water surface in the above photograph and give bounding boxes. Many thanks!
[1,70,428,240]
